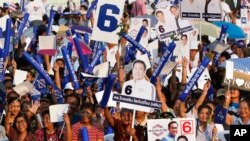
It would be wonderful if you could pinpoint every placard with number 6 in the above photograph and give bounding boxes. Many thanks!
[92,0,125,44]
[147,118,196,141]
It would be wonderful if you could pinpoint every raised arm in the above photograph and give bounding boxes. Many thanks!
[194,81,210,111]
[155,77,169,112]
[103,107,115,127]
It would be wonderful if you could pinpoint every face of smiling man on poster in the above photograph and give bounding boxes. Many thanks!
[120,60,156,112]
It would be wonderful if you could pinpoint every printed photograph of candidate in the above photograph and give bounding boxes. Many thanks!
[120,60,156,112]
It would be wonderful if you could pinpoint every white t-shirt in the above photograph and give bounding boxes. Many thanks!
[25,0,46,21]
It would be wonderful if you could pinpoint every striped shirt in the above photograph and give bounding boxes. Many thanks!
[71,122,104,141]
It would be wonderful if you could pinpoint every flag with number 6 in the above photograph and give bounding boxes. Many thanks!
[92,0,125,44]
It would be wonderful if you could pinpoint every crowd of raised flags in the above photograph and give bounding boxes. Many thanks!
[0,0,249,141]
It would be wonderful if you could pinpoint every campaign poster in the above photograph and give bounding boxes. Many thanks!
[113,59,161,113]
[180,0,222,21]
[155,6,193,42]
[147,118,196,141]
[128,18,151,49]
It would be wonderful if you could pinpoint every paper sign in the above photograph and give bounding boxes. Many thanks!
[81,62,109,78]
[147,118,196,141]
[225,61,234,80]
[160,61,178,76]
[13,81,34,96]
[91,0,125,44]
[155,7,193,42]
[38,36,57,56]
[95,90,117,107]
[49,104,69,123]
[106,45,120,67]
[119,62,157,112]
[93,62,109,78]
[128,18,151,48]
[13,69,28,85]
[223,71,250,92]
[148,39,159,59]
[206,40,230,53]
[180,0,222,21]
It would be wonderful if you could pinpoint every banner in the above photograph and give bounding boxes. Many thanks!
[147,118,196,141]
[179,57,210,102]
[92,0,125,44]
[73,37,89,72]
[61,46,80,90]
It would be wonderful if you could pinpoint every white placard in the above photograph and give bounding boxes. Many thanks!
[49,104,69,123]
[180,0,222,21]
[118,59,157,112]
[81,62,109,78]
[128,18,151,49]
[38,35,57,56]
[13,81,34,96]
[147,118,196,141]
[226,60,234,80]
[13,69,28,85]
[92,0,125,44]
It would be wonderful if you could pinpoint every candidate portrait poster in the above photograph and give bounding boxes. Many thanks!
[128,18,151,49]
[113,59,161,112]
[147,118,196,141]
[155,6,193,42]
[180,0,222,21]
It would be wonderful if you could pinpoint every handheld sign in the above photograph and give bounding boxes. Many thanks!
[179,57,211,102]
[147,118,196,141]
[92,0,125,44]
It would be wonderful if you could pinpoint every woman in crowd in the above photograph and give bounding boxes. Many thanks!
[225,98,250,125]
[8,113,36,141]
[34,110,72,141]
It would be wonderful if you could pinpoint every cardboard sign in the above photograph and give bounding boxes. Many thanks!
[92,0,125,44]
[38,36,57,56]
[117,60,158,112]
[147,118,196,141]
[180,0,223,21]
[128,18,151,49]
[13,69,28,85]
[155,6,193,41]
[223,71,250,92]
[206,40,231,53]
[49,104,69,123]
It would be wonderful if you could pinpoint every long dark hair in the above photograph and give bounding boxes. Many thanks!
[13,113,32,133]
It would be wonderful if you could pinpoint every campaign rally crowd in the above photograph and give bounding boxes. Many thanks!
[0,0,250,141]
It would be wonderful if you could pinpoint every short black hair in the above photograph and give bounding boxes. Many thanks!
[133,60,146,70]
[177,135,188,141]
[13,113,32,133]
[197,104,212,114]
[120,108,133,115]
[156,10,164,16]
[220,51,231,60]
[142,19,149,24]
[64,94,80,107]
[168,121,178,129]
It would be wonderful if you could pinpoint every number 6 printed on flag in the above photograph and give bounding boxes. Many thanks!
[92,0,125,44]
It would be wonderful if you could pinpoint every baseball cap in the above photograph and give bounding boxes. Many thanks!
[216,88,226,97]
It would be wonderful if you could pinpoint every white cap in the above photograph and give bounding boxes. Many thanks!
[190,41,199,50]
[64,82,74,91]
